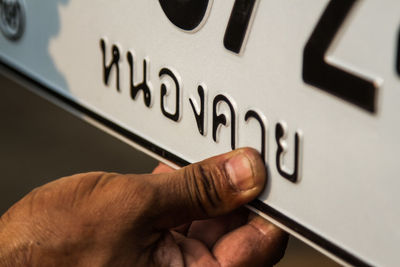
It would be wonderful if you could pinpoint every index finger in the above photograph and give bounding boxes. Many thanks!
[212,215,288,266]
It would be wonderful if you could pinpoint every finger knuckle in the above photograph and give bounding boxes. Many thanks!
[184,163,227,215]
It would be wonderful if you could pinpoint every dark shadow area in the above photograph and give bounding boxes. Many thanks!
[0,72,157,215]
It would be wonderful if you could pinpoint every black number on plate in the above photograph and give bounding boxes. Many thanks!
[158,0,210,31]
[224,0,257,54]
[303,0,377,113]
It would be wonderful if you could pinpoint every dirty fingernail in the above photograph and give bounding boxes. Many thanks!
[225,153,255,191]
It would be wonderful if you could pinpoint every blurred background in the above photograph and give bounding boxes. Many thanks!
[0,71,339,266]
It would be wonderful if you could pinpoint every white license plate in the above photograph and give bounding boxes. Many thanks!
[1,0,399,266]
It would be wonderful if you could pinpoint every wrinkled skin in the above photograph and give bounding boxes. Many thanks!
[0,148,288,266]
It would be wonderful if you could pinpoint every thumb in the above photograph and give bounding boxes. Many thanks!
[148,148,267,229]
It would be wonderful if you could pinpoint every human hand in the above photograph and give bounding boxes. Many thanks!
[0,148,287,266]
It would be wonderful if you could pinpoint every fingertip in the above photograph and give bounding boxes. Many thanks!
[240,147,267,186]
[225,148,267,199]
[249,215,286,240]
[249,216,289,263]
[213,215,288,267]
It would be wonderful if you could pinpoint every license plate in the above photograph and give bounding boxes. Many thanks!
[1,0,399,266]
